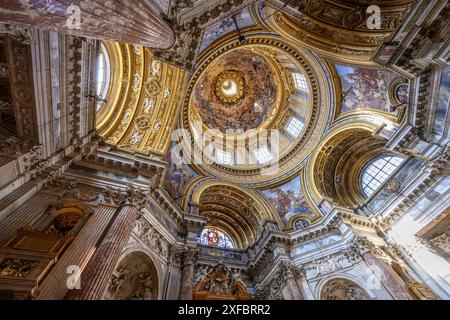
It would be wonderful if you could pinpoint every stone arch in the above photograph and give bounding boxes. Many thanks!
[103,249,159,300]
[95,41,187,155]
[307,118,404,208]
[184,178,282,249]
[318,276,372,300]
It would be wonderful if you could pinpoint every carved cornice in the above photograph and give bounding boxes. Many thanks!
[0,23,34,44]
[151,188,184,224]
[78,147,167,181]
[396,3,450,74]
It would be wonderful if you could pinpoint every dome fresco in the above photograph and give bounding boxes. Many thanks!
[181,36,332,186]
[193,49,277,133]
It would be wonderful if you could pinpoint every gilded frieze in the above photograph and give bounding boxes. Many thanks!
[262,0,414,65]
[96,43,188,156]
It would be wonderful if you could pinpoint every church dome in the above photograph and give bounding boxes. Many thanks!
[180,35,333,187]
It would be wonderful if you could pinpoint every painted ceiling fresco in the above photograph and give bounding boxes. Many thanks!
[193,49,277,133]
[335,64,407,116]
[262,175,312,227]
[199,8,255,52]
[164,142,198,203]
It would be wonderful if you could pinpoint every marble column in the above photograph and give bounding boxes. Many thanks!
[65,204,138,300]
[165,247,183,299]
[295,268,315,300]
[36,204,117,299]
[179,246,199,300]
[355,237,414,300]
[278,261,303,300]
[0,1,174,49]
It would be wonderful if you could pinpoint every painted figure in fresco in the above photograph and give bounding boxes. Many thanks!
[169,162,194,198]
[271,188,292,217]
[164,143,197,201]
[263,176,313,227]
[337,65,399,114]
[342,69,388,110]
[268,187,308,217]
[200,8,255,51]
[395,84,409,104]
[294,219,310,230]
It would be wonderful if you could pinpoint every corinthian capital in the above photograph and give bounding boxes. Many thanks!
[277,260,297,281]
[352,236,387,258]
[182,246,199,267]
[123,185,149,209]
[351,236,373,255]
[101,185,149,210]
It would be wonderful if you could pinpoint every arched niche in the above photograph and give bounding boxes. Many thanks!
[320,277,371,300]
[103,251,158,300]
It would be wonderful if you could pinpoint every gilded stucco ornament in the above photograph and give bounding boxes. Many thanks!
[0,259,38,278]
[261,0,414,65]
[96,42,188,156]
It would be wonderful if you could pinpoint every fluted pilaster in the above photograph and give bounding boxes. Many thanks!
[36,204,117,299]
[179,246,199,300]
[65,204,138,300]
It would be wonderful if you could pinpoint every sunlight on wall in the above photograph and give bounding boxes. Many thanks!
[389,216,450,288]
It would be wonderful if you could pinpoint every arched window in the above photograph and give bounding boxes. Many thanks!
[254,146,273,164]
[285,116,304,138]
[198,227,234,249]
[95,43,110,110]
[292,72,308,92]
[361,155,404,197]
[216,149,233,165]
